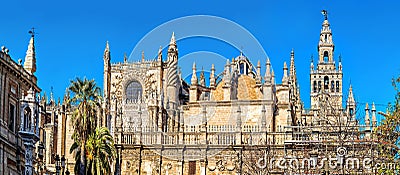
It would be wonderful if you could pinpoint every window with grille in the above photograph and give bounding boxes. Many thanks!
[126,80,142,102]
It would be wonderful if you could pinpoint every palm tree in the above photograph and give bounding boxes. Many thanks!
[68,77,102,175]
[86,127,116,175]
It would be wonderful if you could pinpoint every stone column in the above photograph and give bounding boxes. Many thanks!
[23,141,34,175]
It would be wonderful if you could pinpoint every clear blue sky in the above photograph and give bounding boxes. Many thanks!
[1,1,400,121]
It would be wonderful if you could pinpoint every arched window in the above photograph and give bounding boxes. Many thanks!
[336,81,340,92]
[239,63,244,74]
[324,76,329,91]
[24,107,32,131]
[126,80,142,102]
[318,81,321,92]
[349,108,354,116]
[313,81,317,93]
[331,81,335,92]
[323,51,329,62]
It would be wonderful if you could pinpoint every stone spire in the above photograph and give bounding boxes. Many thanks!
[123,53,128,63]
[104,41,111,61]
[347,85,355,106]
[62,88,70,106]
[209,64,216,88]
[282,62,288,85]
[256,60,262,85]
[318,10,334,63]
[166,32,179,106]
[223,59,231,86]
[170,32,176,46]
[103,41,111,113]
[263,58,273,100]
[365,103,370,130]
[289,49,295,78]
[191,62,198,85]
[50,86,54,105]
[157,46,162,62]
[265,58,271,83]
[271,68,275,85]
[24,31,36,74]
[371,102,377,127]
[346,84,356,120]
[289,49,298,91]
[199,67,206,87]
[141,51,145,62]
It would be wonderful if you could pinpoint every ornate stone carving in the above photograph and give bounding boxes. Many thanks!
[166,53,178,87]
[144,71,157,100]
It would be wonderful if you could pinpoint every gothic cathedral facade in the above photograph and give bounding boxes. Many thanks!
[101,14,377,175]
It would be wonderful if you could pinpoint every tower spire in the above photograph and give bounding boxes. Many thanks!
[264,57,271,83]
[200,67,206,87]
[170,32,176,46]
[256,60,261,85]
[365,103,371,130]
[191,62,198,85]
[318,9,334,64]
[103,41,111,119]
[158,46,162,62]
[210,64,216,88]
[347,84,355,104]
[289,49,297,85]
[282,62,288,85]
[24,28,37,74]
[166,32,179,106]
[123,53,127,63]
[371,102,377,127]
[104,41,110,61]
[141,51,145,62]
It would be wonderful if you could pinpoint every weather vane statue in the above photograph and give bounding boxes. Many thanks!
[321,10,328,20]
[28,27,35,37]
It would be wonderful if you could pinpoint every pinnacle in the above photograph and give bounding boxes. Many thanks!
[192,62,196,70]
[24,33,36,74]
[170,32,176,45]
[105,41,109,50]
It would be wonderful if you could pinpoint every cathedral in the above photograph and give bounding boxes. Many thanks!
[0,11,384,175]
[96,12,378,175]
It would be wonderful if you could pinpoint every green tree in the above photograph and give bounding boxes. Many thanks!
[375,76,400,174]
[86,127,116,175]
[68,77,102,175]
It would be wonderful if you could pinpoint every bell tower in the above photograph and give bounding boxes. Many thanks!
[310,10,343,110]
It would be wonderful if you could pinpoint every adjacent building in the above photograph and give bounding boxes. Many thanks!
[0,34,42,175]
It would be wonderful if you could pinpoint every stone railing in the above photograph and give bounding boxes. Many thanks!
[207,132,236,145]
[184,132,201,145]
[116,127,313,146]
